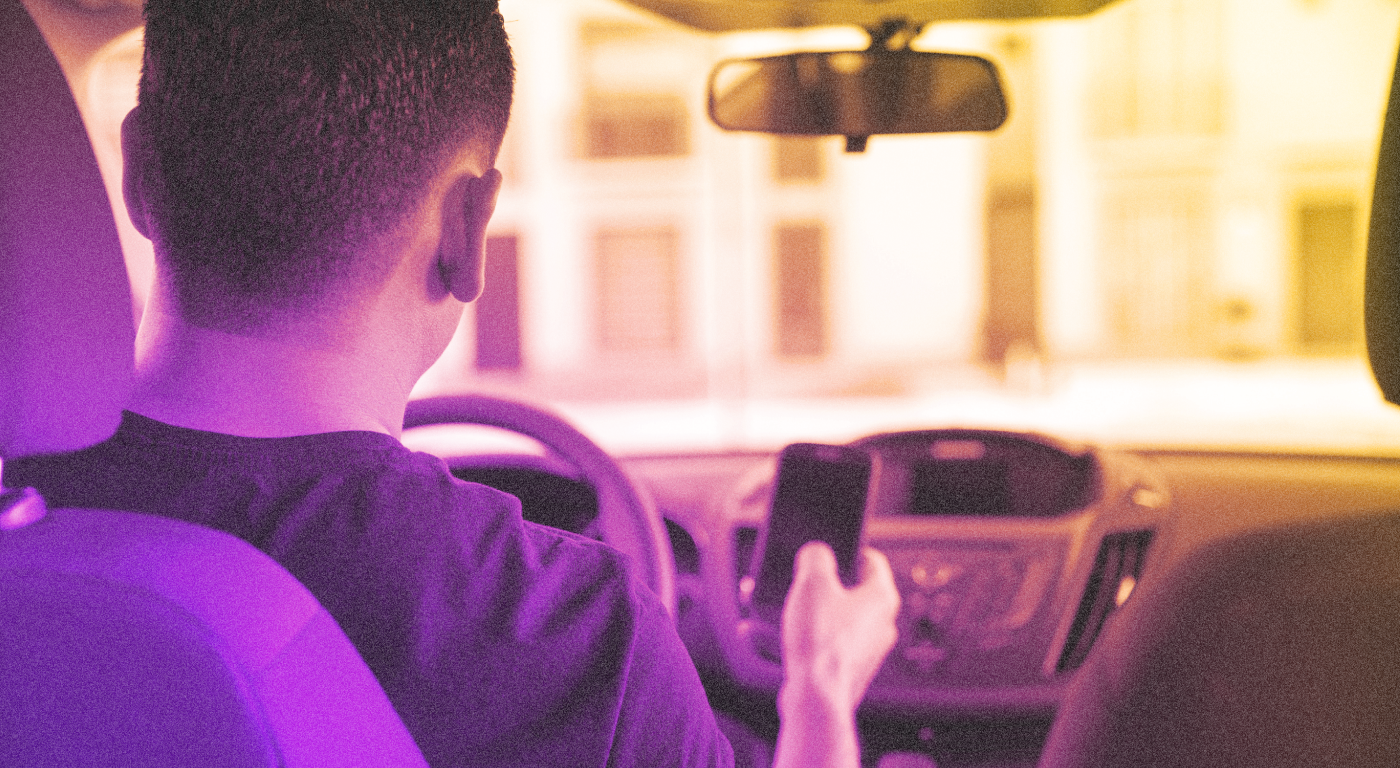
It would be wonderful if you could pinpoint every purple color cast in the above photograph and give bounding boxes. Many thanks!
[0,0,134,460]
[10,411,736,768]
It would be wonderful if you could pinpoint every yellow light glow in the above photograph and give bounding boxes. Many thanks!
[1115,575,1137,607]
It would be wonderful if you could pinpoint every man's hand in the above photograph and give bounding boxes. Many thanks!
[773,542,901,768]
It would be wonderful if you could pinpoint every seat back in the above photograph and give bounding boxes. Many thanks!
[0,0,134,458]
[0,2,428,764]
[1038,510,1400,768]
[0,500,430,768]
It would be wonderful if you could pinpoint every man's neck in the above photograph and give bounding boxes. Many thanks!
[129,306,418,439]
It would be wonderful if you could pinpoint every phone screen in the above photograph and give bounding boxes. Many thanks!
[749,443,874,622]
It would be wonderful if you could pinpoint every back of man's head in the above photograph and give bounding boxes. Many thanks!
[135,0,513,332]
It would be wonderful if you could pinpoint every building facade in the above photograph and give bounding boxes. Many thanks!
[418,0,1399,403]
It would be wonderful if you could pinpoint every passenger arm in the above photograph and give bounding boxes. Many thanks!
[773,542,901,768]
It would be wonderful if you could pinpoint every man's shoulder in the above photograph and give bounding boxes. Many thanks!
[6,416,730,767]
[317,441,653,619]
[5,410,629,583]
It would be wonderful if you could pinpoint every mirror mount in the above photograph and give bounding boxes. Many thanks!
[842,18,920,153]
[867,18,922,52]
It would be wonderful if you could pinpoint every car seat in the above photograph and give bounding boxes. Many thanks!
[0,1,428,764]
[1039,23,1400,768]
[1036,511,1400,768]
[0,498,430,768]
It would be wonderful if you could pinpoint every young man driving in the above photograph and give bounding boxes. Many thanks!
[9,1,900,765]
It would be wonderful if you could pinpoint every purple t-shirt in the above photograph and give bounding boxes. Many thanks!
[8,411,733,768]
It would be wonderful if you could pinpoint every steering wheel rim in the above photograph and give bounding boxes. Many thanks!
[403,394,677,616]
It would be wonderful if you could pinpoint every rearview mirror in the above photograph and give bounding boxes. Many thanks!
[708,50,1008,151]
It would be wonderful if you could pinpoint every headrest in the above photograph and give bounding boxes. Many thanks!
[0,0,135,458]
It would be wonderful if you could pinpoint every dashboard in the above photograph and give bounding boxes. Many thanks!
[439,426,1400,762]
[692,429,1168,716]
[619,433,1400,730]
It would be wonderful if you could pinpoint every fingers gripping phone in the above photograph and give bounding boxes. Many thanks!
[748,443,875,624]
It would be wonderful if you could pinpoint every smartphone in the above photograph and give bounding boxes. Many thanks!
[748,442,875,623]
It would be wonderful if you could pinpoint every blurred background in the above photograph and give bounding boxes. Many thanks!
[78,0,1400,454]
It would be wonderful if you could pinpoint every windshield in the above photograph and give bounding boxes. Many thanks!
[87,0,1400,456]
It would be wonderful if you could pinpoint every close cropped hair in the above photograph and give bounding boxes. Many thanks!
[134,0,515,330]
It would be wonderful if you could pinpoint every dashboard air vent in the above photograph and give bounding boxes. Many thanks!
[733,525,759,582]
[1056,529,1153,673]
[665,519,700,574]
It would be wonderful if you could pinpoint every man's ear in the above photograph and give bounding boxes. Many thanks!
[436,168,503,303]
[120,108,154,240]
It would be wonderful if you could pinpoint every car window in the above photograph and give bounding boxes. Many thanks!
[83,0,1400,457]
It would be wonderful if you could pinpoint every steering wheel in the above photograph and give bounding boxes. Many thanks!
[403,394,677,616]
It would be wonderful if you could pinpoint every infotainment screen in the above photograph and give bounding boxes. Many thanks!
[858,429,1101,518]
[910,459,1011,516]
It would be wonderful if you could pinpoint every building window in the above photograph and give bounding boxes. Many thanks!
[1294,200,1362,354]
[774,224,828,358]
[475,235,522,371]
[1102,184,1212,354]
[582,94,689,158]
[982,187,1041,364]
[596,226,681,352]
[772,137,825,183]
[1090,0,1223,137]
[578,21,690,159]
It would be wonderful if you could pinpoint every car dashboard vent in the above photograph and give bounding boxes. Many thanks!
[733,525,759,582]
[665,519,701,574]
[1056,529,1154,673]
